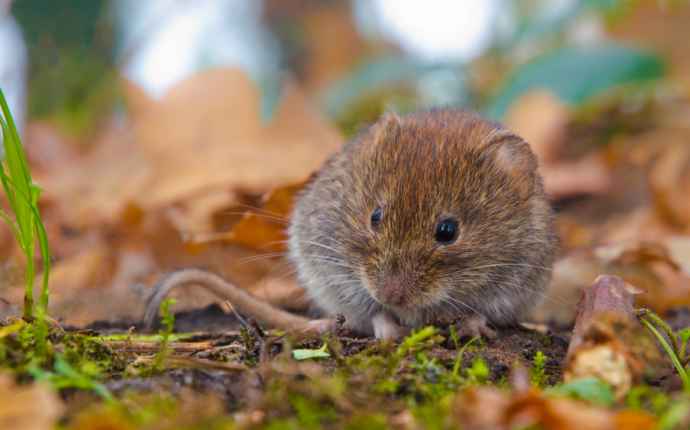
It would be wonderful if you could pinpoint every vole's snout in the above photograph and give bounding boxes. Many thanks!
[377,272,415,308]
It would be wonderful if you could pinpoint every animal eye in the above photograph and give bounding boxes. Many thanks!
[370,207,383,228]
[435,218,458,244]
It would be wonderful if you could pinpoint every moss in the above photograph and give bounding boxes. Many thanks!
[411,395,454,430]
[530,350,548,387]
[62,333,126,376]
[344,413,388,430]
[0,320,574,428]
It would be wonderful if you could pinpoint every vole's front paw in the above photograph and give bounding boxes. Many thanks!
[303,318,337,335]
[372,312,409,340]
[455,315,497,339]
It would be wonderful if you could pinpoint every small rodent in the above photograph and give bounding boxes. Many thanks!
[145,109,556,339]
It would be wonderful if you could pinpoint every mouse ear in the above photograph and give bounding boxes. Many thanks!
[482,128,539,199]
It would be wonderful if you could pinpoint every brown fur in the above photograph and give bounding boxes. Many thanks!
[289,109,557,335]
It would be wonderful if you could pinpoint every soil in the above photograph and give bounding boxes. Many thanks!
[79,304,572,407]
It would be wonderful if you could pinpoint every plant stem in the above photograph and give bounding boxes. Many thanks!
[640,316,690,393]
[639,308,681,359]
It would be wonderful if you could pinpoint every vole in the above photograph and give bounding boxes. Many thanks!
[144,109,557,340]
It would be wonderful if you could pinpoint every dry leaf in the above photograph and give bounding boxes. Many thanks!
[34,119,150,226]
[564,275,664,398]
[566,275,639,358]
[539,155,613,200]
[649,139,690,229]
[566,344,633,401]
[225,180,307,252]
[596,240,690,312]
[130,68,341,208]
[505,89,612,199]
[0,373,63,430]
[505,90,570,165]
[535,237,690,326]
[453,386,656,430]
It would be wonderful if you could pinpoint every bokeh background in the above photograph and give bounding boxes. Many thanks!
[0,0,689,329]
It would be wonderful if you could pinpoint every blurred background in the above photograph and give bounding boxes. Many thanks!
[0,0,689,328]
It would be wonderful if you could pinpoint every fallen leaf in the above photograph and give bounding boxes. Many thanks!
[667,236,690,275]
[453,386,656,430]
[292,343,330,360]
[534,237,690,326]
[565,344,633,401]
[504,89,612,199]
[539,155,613,200]
[566,274,638,357]
[130,68,341,209]
[563,275,665,399]
[225,180,307,252]
[595,240,690,312]
[0,372,63,430]
[505,90,570,165]
[546,377,615,407]
[34,119,150,227]
[648,138,690,229]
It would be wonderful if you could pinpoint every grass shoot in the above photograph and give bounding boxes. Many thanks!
[0,88,52,356]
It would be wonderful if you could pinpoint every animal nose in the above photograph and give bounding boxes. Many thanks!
[380,274,410,307]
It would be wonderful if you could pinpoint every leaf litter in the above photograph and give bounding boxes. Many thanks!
[2,5,690,428]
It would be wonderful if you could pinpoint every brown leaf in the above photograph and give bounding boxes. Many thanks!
[453,386,656,430]
[540,155,613,200]
[648,139,690,229]
[565,343,633,401]
[564,275,664,398]
[505,90,570,165]
[225,180,307,252]
[567,275,639,358]
[534,238,690,327]
[35,119,150,227]
[0,373,63,430]
[595,240,690,312]
[667,235,690,275]
[130,68,342,209]
[504,89,612,199]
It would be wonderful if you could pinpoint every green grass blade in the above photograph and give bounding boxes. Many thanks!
[37,217,51,310]
[0,207,21,242]
[0,88,52,329]
[0,90,34,248]
[640,316,690,392]
[0,120,22,243]
[0,175,52,309]
[453,336,480,378]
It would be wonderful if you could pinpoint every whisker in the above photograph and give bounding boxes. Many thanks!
[258,259,298,281]
[469,262,553,272]
[440,294,482,318]
[440,271,567,307]
[232,252,287,266]
[298,253,358,269]
[218,211,289,224]
[298,240,346,256]
[226,202,289,219]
